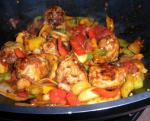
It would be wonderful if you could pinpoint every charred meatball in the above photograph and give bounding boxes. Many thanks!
[15,54,50,82]
[89,63,125,89]
[44,6,65,27]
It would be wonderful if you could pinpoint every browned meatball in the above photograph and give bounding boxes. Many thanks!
[44,6,65,27]
[41,38,58,55]
[89,63,125,89]
[15,54,50,82]
[94,35,119,63]
[0,41,25,64]
[56,58,88,84]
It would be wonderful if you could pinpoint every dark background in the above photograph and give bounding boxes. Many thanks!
[0,0,150,42]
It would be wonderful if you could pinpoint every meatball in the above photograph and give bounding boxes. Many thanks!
[0,41,25,64]
[89,63,125,89]
[94,35,119,63]
[15,54,50,82]
[44,6,65,27]
[42,39,58,55]
[56,58,88,84]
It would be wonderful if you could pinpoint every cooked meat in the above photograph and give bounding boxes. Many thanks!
[44,6,65,27]
[89,63,125,89]
[15,54,50,82]
[42,39,58,55]
[0,41,25,64]
[94,35,119,63]
[56,58,88,84]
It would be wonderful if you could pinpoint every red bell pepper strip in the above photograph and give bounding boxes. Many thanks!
[66,92,80,106]
[69,25,86,36]
[70,33,86,55]
[15,48,25,58]
[92,88,119,98]
[70,39,86,55]
[58,38,69,56]
[75,33,85,45]
[17,90,28,98]
[49,88,67,105]
[88,25,112,40]
[6,71,17,83]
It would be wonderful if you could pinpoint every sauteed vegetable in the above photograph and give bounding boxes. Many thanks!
[0,6,147,107]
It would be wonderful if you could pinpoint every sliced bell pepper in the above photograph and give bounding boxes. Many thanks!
[106,15,114,31]
[70,33,86,55]
[92,88,119,98]
[88,25,112,40]
[15,48,25,58]
[49,88,67,105]
[58,38,69,56]
[6,71,17,83]
[66,92,80,106]
[17,90,28,98]
[70,38,86,55]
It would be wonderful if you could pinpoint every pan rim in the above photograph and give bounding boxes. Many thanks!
[0,92,149,114]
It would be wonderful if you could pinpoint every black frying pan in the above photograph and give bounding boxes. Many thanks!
[0,0,149,120]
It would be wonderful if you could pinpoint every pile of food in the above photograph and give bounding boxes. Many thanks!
[0,6,147,106]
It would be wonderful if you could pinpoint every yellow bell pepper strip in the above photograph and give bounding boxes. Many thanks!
[43,85,55,94]
[133,73,144,90]
[128,39,144,54]
[0,61,8,74]
[121,73,144,98]
[25,37,44,51]
[121,74,134,98]
[92,88,120,98]
[16,32,25,44]
[58,38,69,56]
[79,17,94,26]
[106,15,114,31]
[39,23,51,37]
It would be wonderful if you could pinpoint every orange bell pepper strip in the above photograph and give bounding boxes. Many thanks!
[58,38,69,56]
[92,88,120,98]
[70,39,86,55]
[15,48,25,58]
[66,92,80,106]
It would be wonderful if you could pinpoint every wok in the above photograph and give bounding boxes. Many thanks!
[0,0,150,120]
